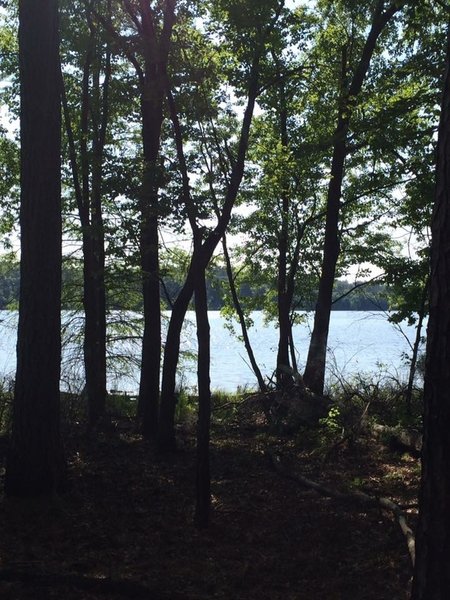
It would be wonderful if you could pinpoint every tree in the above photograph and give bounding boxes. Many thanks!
[5,0,66,496]
[219,0,415,393]
[411,17,450,600]
[95,0,177,438]
[61,0,112,429]
[193,258,212,528]
[157,0,286,451]
[303,0,407,395]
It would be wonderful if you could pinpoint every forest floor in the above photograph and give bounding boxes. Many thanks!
[0,410,419,600]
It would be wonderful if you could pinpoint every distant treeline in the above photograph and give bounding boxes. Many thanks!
[0,258,389,312]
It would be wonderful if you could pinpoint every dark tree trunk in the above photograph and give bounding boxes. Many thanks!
[303,2,403,395]
[303,126,345,394]
[158,249,207,451]
[93,2,173,434]
[411,26,450,600]
[276,179,292,387]
[277,283,292,385]
[135,2,176,439]
[194,264,212,529]
[137,81,165,438]
[5,0,66,496]
[275,73,292,390]
[83,228,107,427]
[83,39,110,428]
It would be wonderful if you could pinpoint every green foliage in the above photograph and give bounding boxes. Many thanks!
[0,131,19,249]
[211,388,247,424]
[332,280,390,311]
[0,376,13,434]
[106,391,138,419]
[329,368,423,430]
[174,388,197,424]
[0,0,445,421]
[60,391,87,424]
[319,405,341,435]
[0,253,19,309]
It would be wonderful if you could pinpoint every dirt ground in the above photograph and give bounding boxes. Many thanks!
[0,417,419,599]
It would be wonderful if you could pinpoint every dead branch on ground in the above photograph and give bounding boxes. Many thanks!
[268,451,415,567]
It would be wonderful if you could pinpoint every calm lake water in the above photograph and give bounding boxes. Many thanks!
[0,310,424,393]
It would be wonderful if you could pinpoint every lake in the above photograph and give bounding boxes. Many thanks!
[0,310,424,393]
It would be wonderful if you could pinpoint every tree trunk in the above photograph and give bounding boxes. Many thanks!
[275,75,292,390]
[5,0,66,496]
[158,250,205,451]
[194,264,212,529]
[411,25,450,600]
[137,83,164,439]
[405,277,429,415]
[135,2,177,439]
[83,41,110,429]
[83,230,107,427]
[303,128,345,394]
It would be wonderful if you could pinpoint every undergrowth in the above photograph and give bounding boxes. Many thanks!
[0,377,13,434]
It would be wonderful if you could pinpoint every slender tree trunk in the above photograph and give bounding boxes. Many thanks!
[194,264,212,528]
[303,2,403,395]
[137,82,164,438]
[275,74,292,389]
[82,229,107,427]
[277,284,292,384]
[411,26,450,599]
[303,127,345,394]
[5,0,66,497]
[158,250,206,451]
[84,43,110,428]
[93,1,176,436]
[222,235,266,391]
[288,322,298,374]
[405,277,429,415]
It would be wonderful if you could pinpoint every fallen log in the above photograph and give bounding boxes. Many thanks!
[268,451,415,567]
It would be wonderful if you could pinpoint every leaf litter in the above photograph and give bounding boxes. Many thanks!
[0,418,418,599]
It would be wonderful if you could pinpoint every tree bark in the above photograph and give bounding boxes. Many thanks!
[276,76,292,390]
[85,40,109,428]
[194,263,212,528]
[411,24,450,600]
[134,1,176,439]
[303,111,346,394]
[5,0,66,496]
[137,95,164,438]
